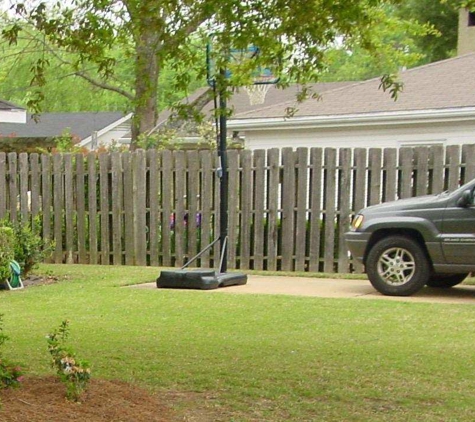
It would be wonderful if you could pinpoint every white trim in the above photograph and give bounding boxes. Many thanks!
[79,113,133,147]
[228,107,475,131]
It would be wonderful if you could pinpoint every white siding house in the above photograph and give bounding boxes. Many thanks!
[0,100,26,124]
[228,53,475,150]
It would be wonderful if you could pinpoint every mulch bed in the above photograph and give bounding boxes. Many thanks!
[0,376,175,422]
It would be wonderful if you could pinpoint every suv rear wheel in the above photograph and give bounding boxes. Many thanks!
[366,236,430,296]
[426,273,468,288]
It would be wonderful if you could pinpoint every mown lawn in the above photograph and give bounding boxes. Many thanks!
[2,264,475,421]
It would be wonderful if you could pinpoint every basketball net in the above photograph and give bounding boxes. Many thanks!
[244,84,271,105]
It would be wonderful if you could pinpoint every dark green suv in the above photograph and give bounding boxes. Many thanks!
[345,179,475,296]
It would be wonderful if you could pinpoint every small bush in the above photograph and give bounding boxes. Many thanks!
[46,320,91,402]
[0,227,15,283]
[0,219,53,278]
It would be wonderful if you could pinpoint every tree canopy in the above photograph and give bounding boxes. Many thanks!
[1,0,475,147]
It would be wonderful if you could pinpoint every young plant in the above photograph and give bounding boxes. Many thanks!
[0,314,24,390]
[0,227,15,284]
[46,320,91,402]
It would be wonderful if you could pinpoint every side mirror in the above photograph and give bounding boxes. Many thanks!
[457,189,474,208]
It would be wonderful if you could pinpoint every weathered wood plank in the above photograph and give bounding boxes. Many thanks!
[99,153,110,265]
[134,150,147,266]
[368,148,382,206]
[199,150,213,267]
[308,148,323,273]
[295,148,308,272]
[8,153,18,223]
[462,144,475,183]
[399,147,413,199]
[53,154,63,263]
[383,149,397,203]
[446,145,461,191]
[414,147,429,197]
[240,150,252,270]
[87,153,98,265]
[338,148,352,273]
[323,148,337,273]
[30,153,40,221]
[352,148,367,273]
[266,148,279,271]
[111,152,123,265]
[76,154,87,264]
[161,150,173,267]
[174,151,186,267]
[430,145,445,194]
[122,152,135,265]
[148,149,160,266]
[186,150,200,267]
[64,154,74,263]
[281,148,295,271]
[0,153,6,219]
[253,150,265,271]
[227,149,240,269]
[19,153,29,223]
[41,154,52,256]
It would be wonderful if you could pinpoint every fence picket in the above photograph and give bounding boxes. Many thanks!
[8,153,18,223]
[368,149,382,206]
[30,153,40,221]
[53,154,63,263]
[227,150,240,269]
[323,148,337,273]
[383,149,397,203]
[19,153,29,223]
[266,149,279,271]
[99,153,110,265]
[41,154,52,257]
[415,147,429,197]
[64,154,74,263]
[240,150,252,270]
[338,148,352,273]
[430,145,445,194]
[111,152,123,265]
[446,145,461,191]
[76,154,87,264]
[134,150,147,266]
[462,144,475,182]
[309,148,322,272]
[295,148,308,272]
[281,148,295,271]
[87,153,98,264]
[187,151,200,267]
[199,150,213,267]
[148,149,160,266]
[253,150,265,270]
[174,151,186,267]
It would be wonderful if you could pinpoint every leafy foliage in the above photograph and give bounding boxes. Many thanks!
[0,227,15,283]
[46,320,91,402]
[0,219,54,278]
[0,0,436,145]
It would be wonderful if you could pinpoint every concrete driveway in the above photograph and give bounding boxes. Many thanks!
[132,275,475,304]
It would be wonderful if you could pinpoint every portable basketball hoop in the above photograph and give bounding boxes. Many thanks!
[157,41,278,291]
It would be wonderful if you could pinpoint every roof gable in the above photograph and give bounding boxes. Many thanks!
[232,53,475,120]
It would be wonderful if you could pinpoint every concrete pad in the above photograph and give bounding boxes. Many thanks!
[129,274,475,304]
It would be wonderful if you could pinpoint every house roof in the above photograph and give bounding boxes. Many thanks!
[0,99,25,111]
[232,53,475,121]
[0,111,128,140]
[155,82,353,129]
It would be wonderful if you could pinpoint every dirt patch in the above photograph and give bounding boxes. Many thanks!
[0,376,176,422]
[22,275,62,288]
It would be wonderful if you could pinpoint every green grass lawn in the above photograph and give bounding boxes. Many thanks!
[2,264,475,421]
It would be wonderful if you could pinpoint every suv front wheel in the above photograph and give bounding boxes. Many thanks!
[366,236,430,296]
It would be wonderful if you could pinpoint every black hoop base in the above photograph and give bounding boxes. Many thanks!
[156,269,247,290]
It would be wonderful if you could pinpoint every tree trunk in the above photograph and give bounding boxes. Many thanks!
[130,27,160,150]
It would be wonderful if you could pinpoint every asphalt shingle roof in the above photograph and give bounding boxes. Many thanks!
[233,53,475,120]
[0,112,127,140]
[0,99,24,111]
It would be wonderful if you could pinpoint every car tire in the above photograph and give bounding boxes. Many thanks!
[426,273,469,288]
[366,236,430,296]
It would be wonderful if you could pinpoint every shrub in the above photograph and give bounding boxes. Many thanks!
[0,227,15,284]
[0,219,53,278]
[46,320,91,402]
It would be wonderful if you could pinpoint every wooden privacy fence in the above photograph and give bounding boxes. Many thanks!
[1,144,475,273]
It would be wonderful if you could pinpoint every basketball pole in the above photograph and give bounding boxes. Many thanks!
[218,69,229,273]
